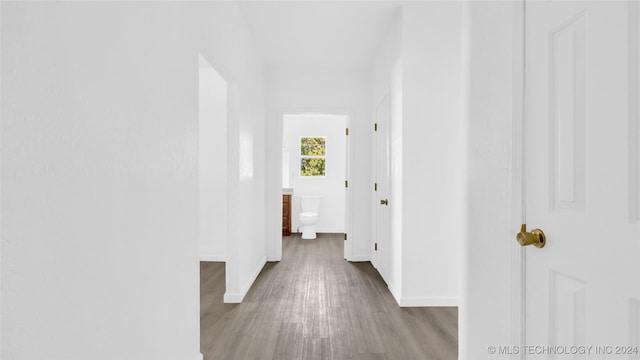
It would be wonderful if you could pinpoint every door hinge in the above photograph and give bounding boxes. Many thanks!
[344,233,348,241]
[345,180,348,188]
[346,128,349,136]
[374,243,378,251]
[374,182,378,191]
[374,123,378,131]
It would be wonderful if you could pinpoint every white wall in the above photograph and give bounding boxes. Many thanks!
[371,9,403,301]
[199,55,227,262]
[265,67,372,261]
[192,3,267,304]
[400,2,462,306]
[1,1,266,358]
[460,2,517,358]
[283,114,346,233]
[370,3,463,307]
[2,3,200,359]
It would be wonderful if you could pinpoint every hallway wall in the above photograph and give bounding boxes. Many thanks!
[199,56,228,261]
[1,2,266,359]
[265,66,373,261]
[195,3,268,304]
[400,2,463,306]
[371,3,463,307]
[371,8,403,301]
[460,2,517,358]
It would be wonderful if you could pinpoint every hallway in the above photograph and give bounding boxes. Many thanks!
[200,234,458,359]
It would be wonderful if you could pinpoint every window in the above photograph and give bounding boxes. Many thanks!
[300,137,326,177]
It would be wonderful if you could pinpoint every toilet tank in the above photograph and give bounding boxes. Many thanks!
[300,195,321,213]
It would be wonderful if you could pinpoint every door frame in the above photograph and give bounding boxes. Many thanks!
[511,0,526,355]
[275,107,354,261]
[372,93,390,274]
[460,1,537,358]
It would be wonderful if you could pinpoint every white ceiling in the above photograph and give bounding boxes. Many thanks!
[237,1,400,69]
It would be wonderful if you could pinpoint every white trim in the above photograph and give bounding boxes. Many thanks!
[511,1,526,358]
[388,284,402,307]
[290,228,346,234]
[399,296,458,307]
[348,255,371,262]
[344,112,353,262]
[199,246,225,262]
[459,3,472,359]
[320,228,345,233]
[266,106,283,262]
[223,294,242,304]
[199,254,226,262]
[371,92,390,277]
[193,353,203,360]
[276,107,355,262]
[0,0,3,354]
[223,257,266,303]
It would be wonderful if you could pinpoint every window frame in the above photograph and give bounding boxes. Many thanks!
[299,136,327,178]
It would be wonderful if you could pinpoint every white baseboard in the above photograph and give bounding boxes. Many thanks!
[193,353,203,360]
[199,254,226,262]
[199,246,225,262]
[317,227,346,233]
[223,292,242,303]
[398,296,458,307]
[387,284,457,307]
[348,254,371,262]
[292,228,346,234]
[223,257,267,303]
[388,284,403,306]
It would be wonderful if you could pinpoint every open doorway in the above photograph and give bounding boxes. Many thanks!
[281,114,349,256]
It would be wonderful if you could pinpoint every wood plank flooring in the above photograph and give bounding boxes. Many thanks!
[200,233,458,360]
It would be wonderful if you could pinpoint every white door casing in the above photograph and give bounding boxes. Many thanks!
[524,1,640,358]
[345,115,351,260]
[374,95,391,281]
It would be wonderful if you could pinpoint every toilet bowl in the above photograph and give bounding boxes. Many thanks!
[299,195,321,239]
[299,212,319,239]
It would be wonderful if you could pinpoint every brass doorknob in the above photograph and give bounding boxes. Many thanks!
[380,199,388,206]
[516,224,546,248]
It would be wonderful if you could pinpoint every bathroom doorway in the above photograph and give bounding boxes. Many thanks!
[281,114,349,255]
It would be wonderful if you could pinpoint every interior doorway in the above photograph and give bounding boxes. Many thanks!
[281,114,350,256]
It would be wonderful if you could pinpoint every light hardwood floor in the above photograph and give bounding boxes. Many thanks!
[200,233,458,360]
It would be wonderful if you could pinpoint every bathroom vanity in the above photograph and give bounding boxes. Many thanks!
[282,188,293,236]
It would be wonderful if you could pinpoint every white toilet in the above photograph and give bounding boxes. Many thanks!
[299,195,321,239]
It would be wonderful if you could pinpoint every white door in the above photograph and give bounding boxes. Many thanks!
[373,95,390,280]
[524,1,640,357]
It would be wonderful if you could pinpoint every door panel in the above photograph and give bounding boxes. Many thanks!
[374,95,390,280]
[525,1,640,357]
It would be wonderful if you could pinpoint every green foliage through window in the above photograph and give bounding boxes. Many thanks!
[300,137,326,156]
[300,137,326,176]
[301,158,326,176]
